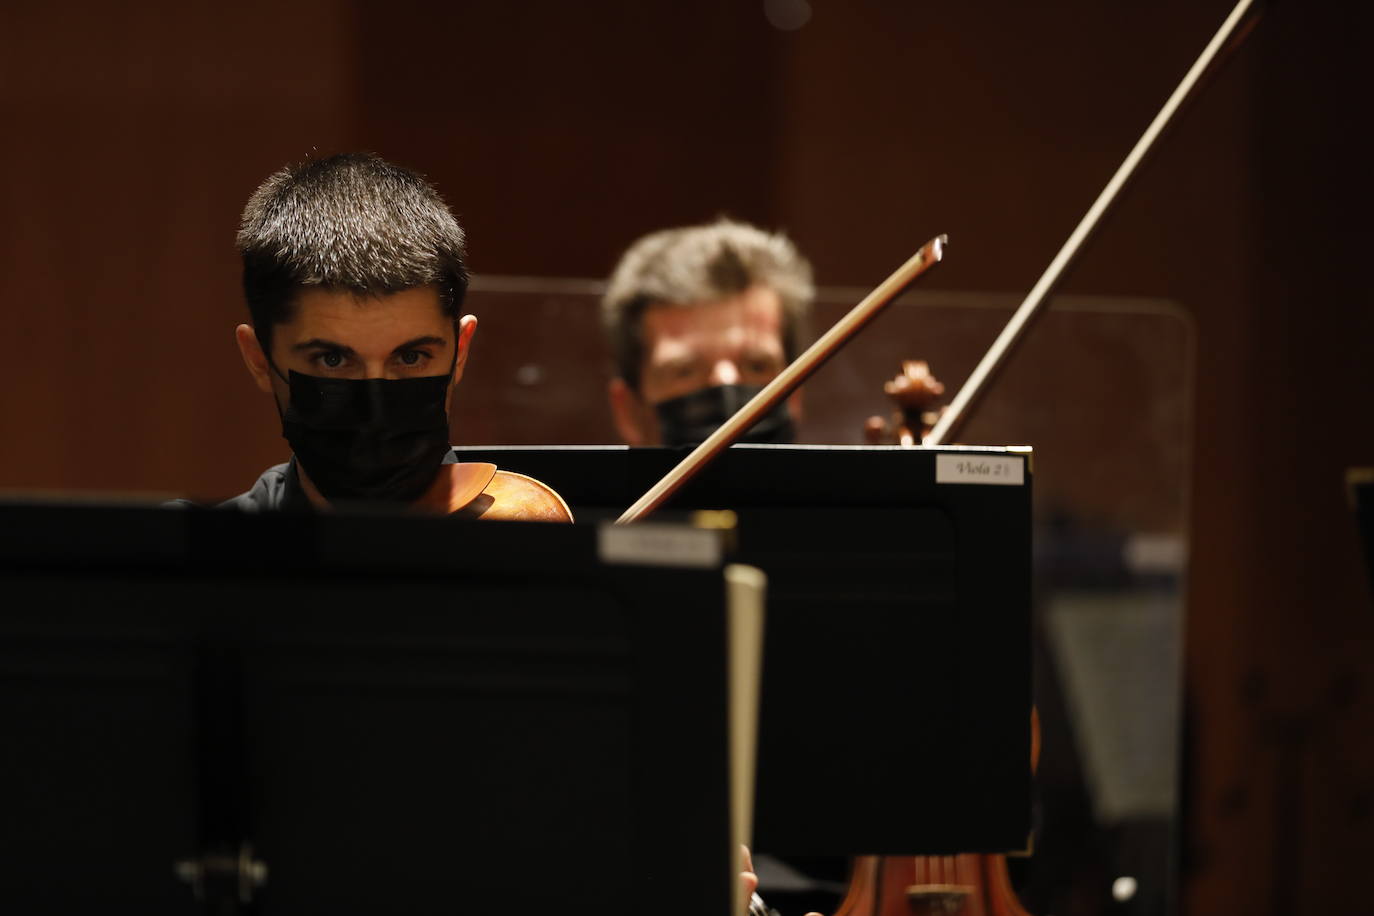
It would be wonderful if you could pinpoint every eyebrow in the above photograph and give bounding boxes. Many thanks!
[290,336,449,355]
[392,336,448,352]
[651,356,703,372]
[292,338,355,355]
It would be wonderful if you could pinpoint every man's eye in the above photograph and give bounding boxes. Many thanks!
[319,351,344,369]
[399,350,423,366]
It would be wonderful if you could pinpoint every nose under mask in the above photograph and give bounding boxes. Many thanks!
[652,383,796,447]
[278,370,454,503]
[269,341,457,504]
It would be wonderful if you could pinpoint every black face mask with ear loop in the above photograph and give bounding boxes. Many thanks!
[652,383,796,448]
[269,346,457,504]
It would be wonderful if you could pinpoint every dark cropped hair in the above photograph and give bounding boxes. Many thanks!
[602,219,813,392]
[237,152,469,351]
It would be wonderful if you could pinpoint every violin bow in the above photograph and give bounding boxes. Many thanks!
[924,0,1263,446]
[617,234,948,523]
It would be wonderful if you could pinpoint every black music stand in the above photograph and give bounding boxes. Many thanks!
[0,502,736,915]
[456,444,1034,855]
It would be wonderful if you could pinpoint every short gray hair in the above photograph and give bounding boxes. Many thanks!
[602,219,814,391]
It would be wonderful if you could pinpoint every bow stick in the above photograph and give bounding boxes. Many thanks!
[924,0,1262,446]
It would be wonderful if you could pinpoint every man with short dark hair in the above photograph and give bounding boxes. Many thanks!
[223,152,483,511]
[602,219,814,447]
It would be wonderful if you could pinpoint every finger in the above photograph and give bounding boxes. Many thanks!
[738,869,758,916]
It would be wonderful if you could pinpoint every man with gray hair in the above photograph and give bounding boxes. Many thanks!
[604,220,840,916]
[602,219,814,447]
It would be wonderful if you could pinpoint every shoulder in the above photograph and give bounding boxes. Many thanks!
[214,462,294,511]
[163,463,291,510]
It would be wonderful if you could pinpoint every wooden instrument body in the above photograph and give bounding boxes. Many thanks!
[835,855,1031,916]
[414,461,574,522]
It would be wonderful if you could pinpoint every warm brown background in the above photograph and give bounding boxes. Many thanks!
[2,1,1371,912]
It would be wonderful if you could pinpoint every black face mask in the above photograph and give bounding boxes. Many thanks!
[653,383,796,448]
[272,359,454,504]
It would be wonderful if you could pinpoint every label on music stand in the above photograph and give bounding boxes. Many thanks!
[936,454,1025,486]
[598,522,723,568]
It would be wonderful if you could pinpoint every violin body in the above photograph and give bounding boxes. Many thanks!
[461,469,574,522]
[835,855,1031,916]
[415,462,574,522]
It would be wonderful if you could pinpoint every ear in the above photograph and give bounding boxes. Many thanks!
[609,377,652,446]
[235,324,275,394]
[451,314,478,387]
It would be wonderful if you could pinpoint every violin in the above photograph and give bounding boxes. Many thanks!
[855,357,1045,916]
[820,4,1259,912]
[611,3,1262,912]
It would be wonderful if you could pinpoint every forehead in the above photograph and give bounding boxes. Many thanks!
[276,285,451,346]
[639,285,784,353]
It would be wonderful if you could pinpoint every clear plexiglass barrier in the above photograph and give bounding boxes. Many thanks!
[459,277,1193,916]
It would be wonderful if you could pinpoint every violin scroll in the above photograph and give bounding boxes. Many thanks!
[863,361,948,446]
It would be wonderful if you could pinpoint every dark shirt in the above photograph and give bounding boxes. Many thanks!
[216,459,310,512]
[173,452,460,511]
